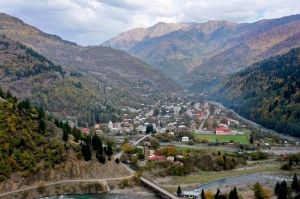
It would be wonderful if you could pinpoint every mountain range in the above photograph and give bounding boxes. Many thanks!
[102,15,300,91]
[213,47,300,137]
[0,13,182,117]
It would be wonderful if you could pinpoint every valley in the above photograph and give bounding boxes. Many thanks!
[0,9,299,199]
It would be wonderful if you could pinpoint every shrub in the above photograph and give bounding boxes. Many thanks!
[122,178,130,187]
[0,175,7,181]
[43,161,51,169]
[115,158,120,164]
[37,184,45,194]
[63,186,70,192]
[21,170,30,177]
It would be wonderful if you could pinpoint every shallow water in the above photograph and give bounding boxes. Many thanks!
[191,173,291,193]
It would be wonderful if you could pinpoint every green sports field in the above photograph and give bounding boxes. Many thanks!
[195,134,249,144]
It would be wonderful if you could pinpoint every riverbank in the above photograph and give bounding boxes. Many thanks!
[149,161,295,198]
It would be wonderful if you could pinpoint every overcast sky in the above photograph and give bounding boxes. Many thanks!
[1,0,299,46]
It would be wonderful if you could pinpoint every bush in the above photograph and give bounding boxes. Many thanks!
[115,158,120,164]
[37,184,45,194]
[122,178,130,187]
[43,161,51,169]
[21,170,30,177]
[0,175,7,181]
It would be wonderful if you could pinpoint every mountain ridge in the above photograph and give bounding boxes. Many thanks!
[102,14,300,90]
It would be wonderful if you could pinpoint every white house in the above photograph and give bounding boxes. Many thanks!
[182,136,189,142]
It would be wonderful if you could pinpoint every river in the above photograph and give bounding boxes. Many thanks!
[183,173,292,196]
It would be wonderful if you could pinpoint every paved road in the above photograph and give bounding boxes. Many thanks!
[199,110,210,130]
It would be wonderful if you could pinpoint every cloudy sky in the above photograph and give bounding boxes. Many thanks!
[1,0,299,46]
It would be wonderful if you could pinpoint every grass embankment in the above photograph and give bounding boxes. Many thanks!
[167,165,293,185]
[195,134,249,144]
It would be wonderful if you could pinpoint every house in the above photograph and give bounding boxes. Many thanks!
[167,156,175,161]
[178,125,188,131]
[182,136,189,142]
[281,154,289,160]
[147,155,166,162]
[95,129,103,136]
[79,128,90,135]
[124,122,133,131]
[174,161,183,165]
[215,126,231,135]
[110,128,119,134]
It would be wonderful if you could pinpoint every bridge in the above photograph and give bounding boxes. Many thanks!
[132,134,150,146]
[141,177,179,199]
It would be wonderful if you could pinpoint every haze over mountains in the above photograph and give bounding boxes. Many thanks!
[102,14,300,91]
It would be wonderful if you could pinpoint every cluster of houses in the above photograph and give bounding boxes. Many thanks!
[136,146,184,167]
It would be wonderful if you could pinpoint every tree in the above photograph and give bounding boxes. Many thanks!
[146,124,153,134]
[291,173,300,193]
[63,129,68,144]
[150,138,160,149]
[201,189,205,199]
[177,186,182,196]
[253,182,267,199]
[229,187,238,199]
[39,119,46,134]
[82,144,92,161]
[212,119,219,128]
[122,143,135,154]
[215,188,220,199]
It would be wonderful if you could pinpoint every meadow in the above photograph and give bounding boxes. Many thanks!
[195,134,249,144]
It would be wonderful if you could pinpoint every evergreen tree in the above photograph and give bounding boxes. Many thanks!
[215,188,220,199]
[82,144,92,161]
[177,186,182,196]
[201,189,205,199]
[229,187,238,199]
[291,173,300,193]
[106,142,113,156]
[275,181,281,195]
[39,119,46,134]
[63,129,68,144]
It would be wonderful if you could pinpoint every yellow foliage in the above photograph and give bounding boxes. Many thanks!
[63,186,70,192]
[204,191,214,199]
[21,170,30,177]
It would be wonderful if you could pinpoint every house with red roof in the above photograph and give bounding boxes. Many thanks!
[215,126,231,135]
[147,155,166,162]
[79,127,90,135]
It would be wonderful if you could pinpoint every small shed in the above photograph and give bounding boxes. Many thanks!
[182,136,189,142]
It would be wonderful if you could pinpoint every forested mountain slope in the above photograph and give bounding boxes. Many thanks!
[0,93,130,197]
[0,13,181,94]
[213,47,300,137]
[103,14,300,90]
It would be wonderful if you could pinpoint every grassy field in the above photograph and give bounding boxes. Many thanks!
[195,134,249,144]
[167,165,293,185]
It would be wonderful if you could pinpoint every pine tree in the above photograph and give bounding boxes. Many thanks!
[63,129,69,144]
[291,173,300,193]
[39,119,46,134]
[201,189,205,199]
[177,186,182,196]
[82,144,92,161]
[229,187,238,199]
[215,188,220,199]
